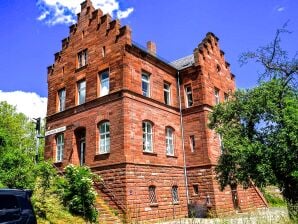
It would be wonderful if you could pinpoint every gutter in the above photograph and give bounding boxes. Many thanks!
[177,70,190,204]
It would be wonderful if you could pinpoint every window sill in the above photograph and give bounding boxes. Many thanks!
[94,153,110,160]
[166,154,177,158]
[75,64,88,73]
[143,151,157,156]
[149,203,159,207]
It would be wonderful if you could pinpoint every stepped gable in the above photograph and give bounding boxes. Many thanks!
[47,0,131,76]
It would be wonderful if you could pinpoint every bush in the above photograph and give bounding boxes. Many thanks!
[57,164,100,223]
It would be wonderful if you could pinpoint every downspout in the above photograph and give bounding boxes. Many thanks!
[177,70,190,205]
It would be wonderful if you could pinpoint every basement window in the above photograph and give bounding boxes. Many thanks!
[148,185,157,204]
[172,185,179,203]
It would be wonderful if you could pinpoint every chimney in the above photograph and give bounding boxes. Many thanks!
[147,41,156,56]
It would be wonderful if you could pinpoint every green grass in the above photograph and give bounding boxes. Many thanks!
[262,186,287,207]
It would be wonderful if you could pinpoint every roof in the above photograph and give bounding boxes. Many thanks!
[170,54,194,70]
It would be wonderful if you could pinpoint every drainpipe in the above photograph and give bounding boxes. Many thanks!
[177,70,190,205]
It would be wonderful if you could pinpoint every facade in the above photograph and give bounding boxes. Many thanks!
[45,0,267,222]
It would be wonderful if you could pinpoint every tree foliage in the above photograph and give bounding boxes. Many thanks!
[209,27,298,218]
[57,165,101,223]
[0,101,37,189]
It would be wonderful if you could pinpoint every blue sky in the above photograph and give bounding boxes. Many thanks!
[0,0,297,117]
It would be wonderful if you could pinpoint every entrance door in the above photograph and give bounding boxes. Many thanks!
[75,127,86,166]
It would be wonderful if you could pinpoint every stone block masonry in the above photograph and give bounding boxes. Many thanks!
[45,0,267,222]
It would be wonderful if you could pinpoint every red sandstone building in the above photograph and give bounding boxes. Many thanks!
[45,0,267,222]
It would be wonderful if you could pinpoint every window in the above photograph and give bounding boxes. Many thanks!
[214,88,220,105]
[185,85,193,107]
[172,185,179,203]
[164,82,171,105]
[143,121,153,152]
[0,195,19,209]
[77,80,86,105]
[56,133,64,162]
[142,73,150,97]
[193,184,199,195]
[189,135,195,152]
[99,121,110,154]
[166,127,174,156]
[148,186,157,204]
[78,49,88,68]
[58,88,66,112]
[100,70,109,96]
[102,46,106,57]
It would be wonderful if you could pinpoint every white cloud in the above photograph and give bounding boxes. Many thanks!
[0,91,47,119]
[117,7,134,19]
[37,0,134,25]
[277,6,285,12]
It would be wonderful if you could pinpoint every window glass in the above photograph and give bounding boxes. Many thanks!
[148,186,157,204]
[58,88,66,112]
[142,73,150,97]
[56,133,64,162]
[78,80,86,105]
[78,49,88,68]
[0,195,19,209]
[99,122,110,154]
[166,127,174,156]
[193,184,199,195]
[185,85,193,107]
[100,71,109,96]
[143,121,153,152]
[215,88,220,104]
[164,83,171,105]
[190,135,195,152]
[172,186,179,203]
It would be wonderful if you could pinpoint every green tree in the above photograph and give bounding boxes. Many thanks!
[57,165,101,223]
[0,101,37,189]
[209,27,298,218]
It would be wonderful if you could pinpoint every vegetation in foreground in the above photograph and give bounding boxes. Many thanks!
[209,25,298,221]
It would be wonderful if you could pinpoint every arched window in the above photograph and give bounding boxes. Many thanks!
[99,121,110,154]
[166,127,174,156]
[143,121,153,152]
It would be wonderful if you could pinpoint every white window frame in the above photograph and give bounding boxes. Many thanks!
[164,82,171,105]
[166,127,174,156]
[99,121,110,154]
[77,80,86,105]
[78,49,88,68]
[215,88,220,105]
[58,88,66,112]
[142,73,150,97]
[185,85,193,108]
[100,70,109,97]
[56,134,64,162]
[143,121,153,152]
